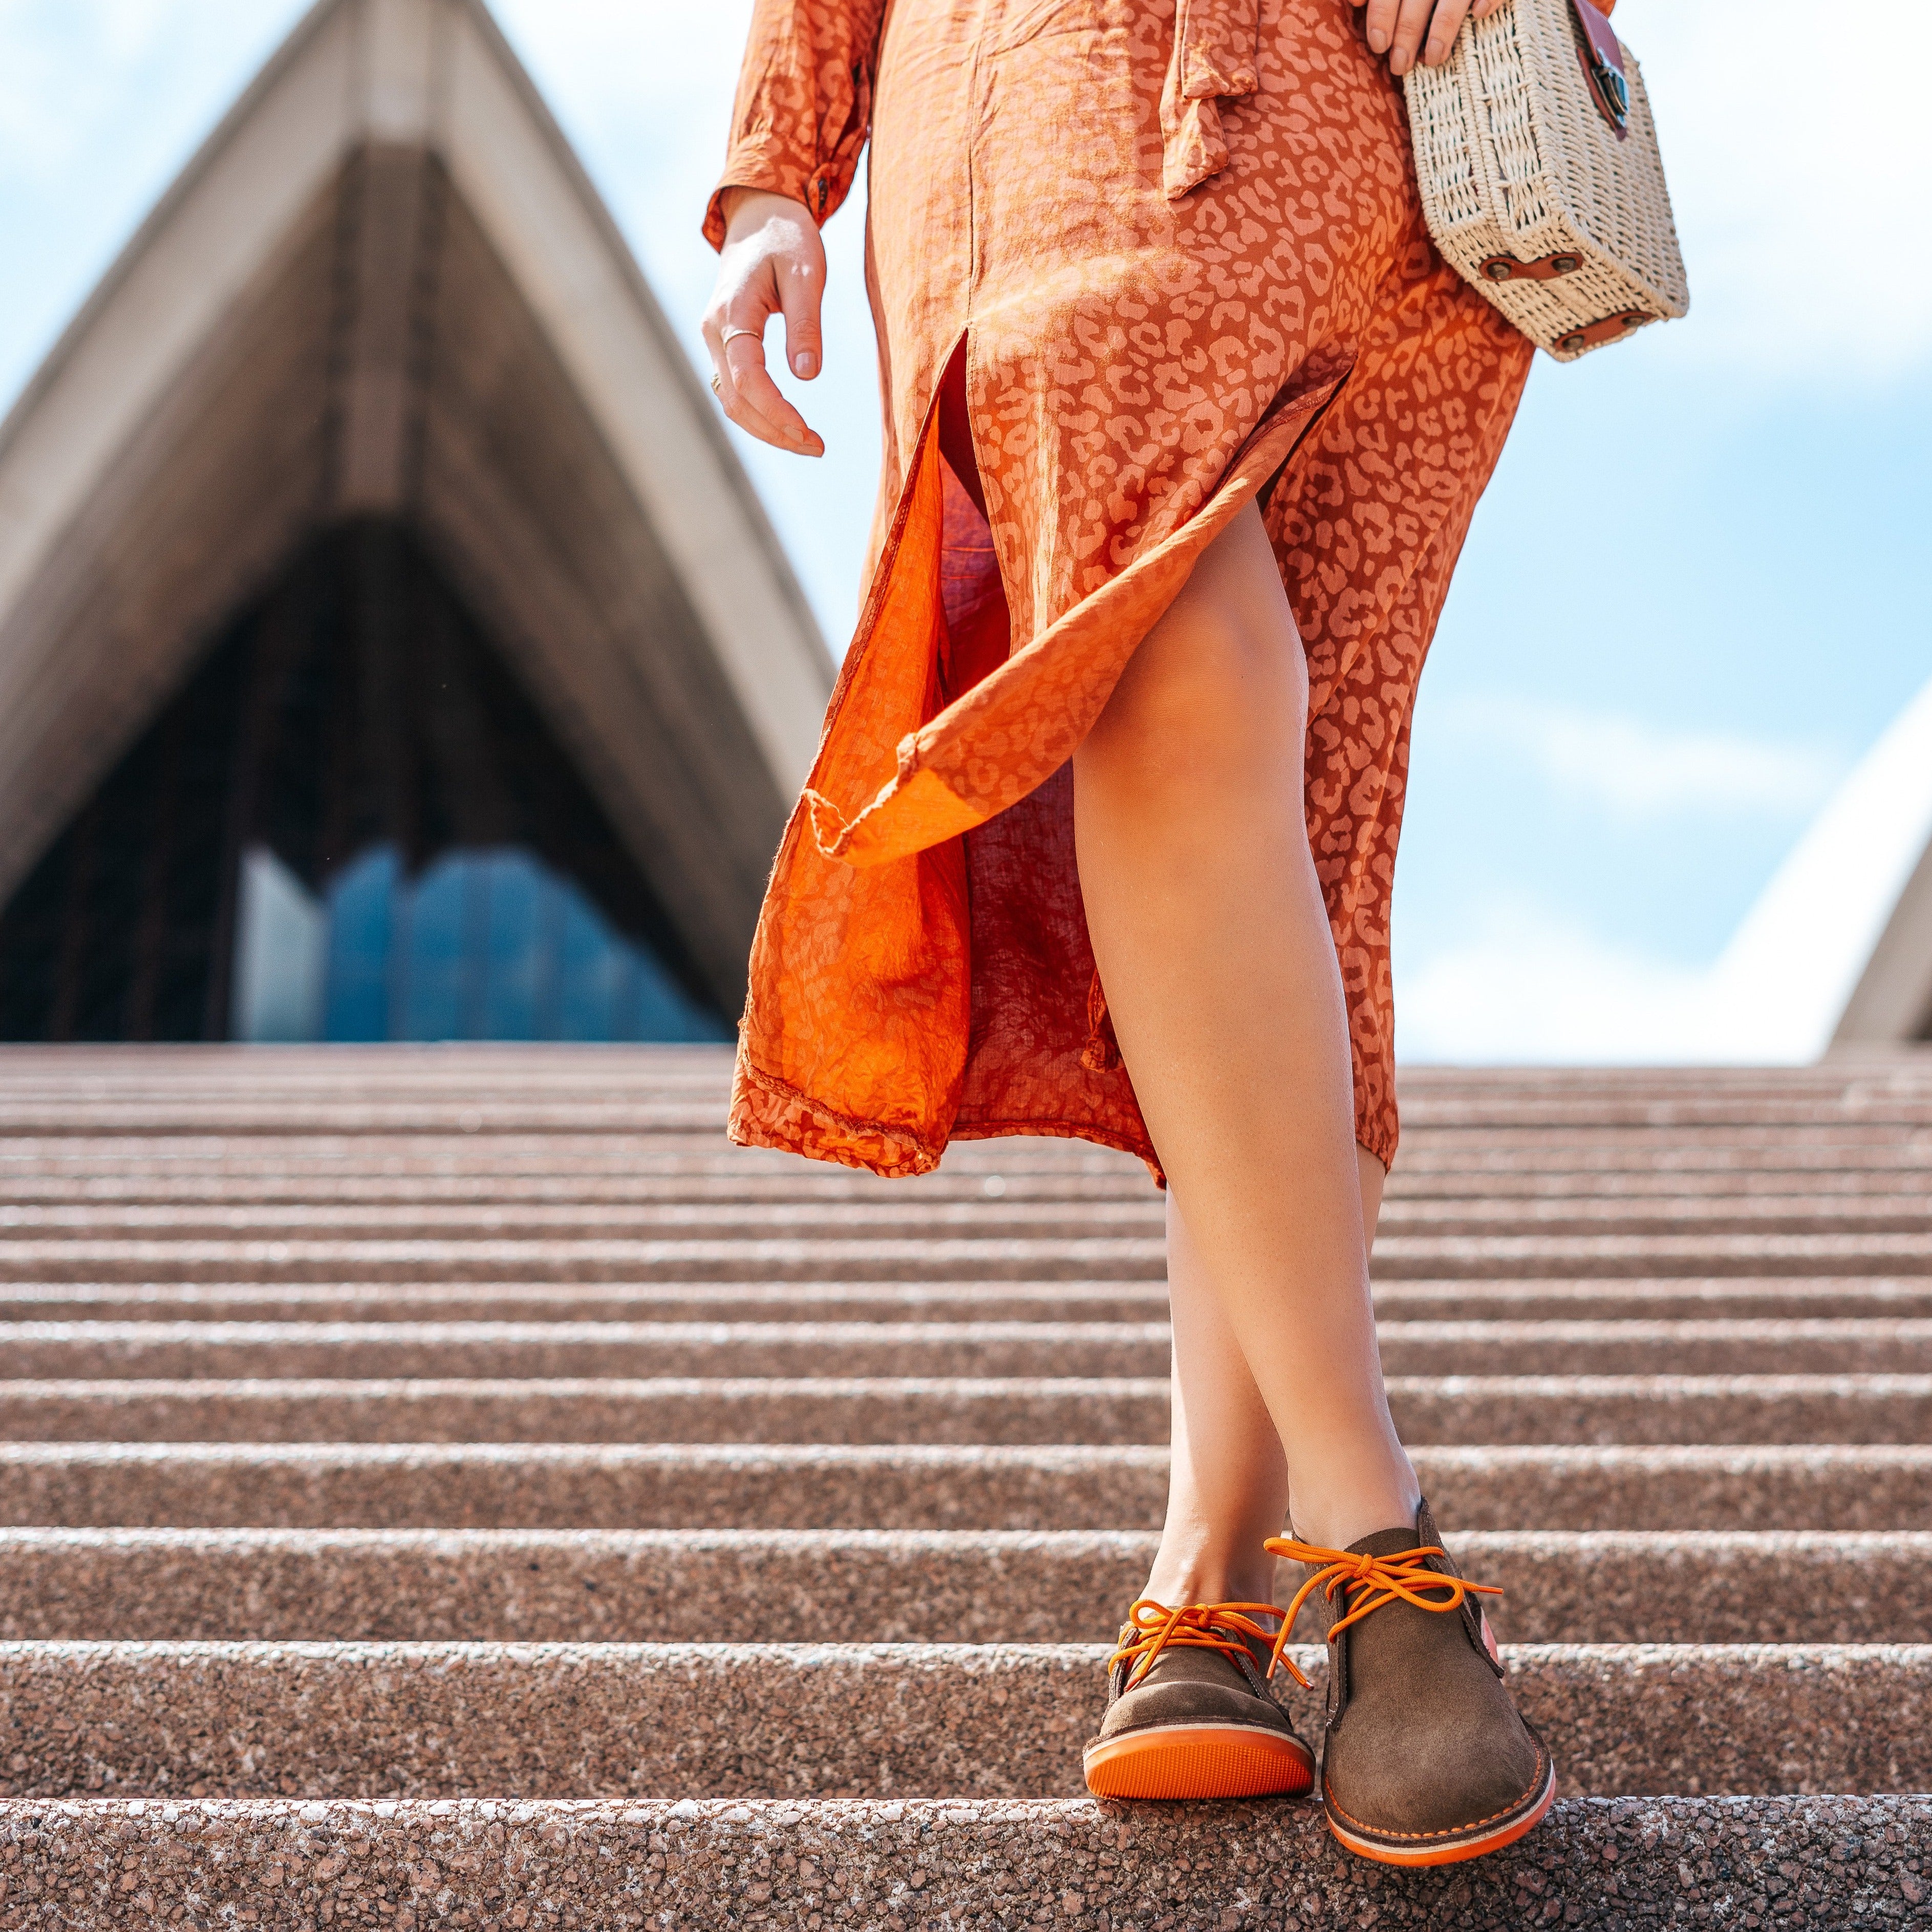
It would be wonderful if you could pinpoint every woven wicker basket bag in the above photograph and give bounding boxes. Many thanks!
[1405,0,1689,360]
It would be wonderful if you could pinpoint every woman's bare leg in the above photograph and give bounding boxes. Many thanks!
[1072,499,1417,1576]
[1152,1150,1388,1604]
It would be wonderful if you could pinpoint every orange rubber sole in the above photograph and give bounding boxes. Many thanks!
[1083,1724,1316,1800]
[1324,1759,1557,1867]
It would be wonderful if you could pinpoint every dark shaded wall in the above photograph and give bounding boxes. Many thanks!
[0,519,723,1042]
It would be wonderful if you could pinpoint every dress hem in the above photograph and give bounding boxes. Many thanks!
[731,1039,1394,1184]
[728,1039,948,1179]
[730,1045,1168,1185]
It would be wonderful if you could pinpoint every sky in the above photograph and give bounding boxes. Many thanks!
[2,0,1928,1063]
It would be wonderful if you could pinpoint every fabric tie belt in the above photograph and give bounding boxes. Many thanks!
[1162,0,1261,198]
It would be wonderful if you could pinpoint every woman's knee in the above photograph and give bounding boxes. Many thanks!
[1088,508,1307,782]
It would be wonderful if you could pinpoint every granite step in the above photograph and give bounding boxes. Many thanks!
[0,1172,1154,1209]
[0,1527,1921,1644]
[0,1236,1176,1282]
[0,1279,1179,1324]
[0,1044,1899,1076]
[5,1316,1927,1381]
[1372,1276,1932,1321]
[0,1200,1174,1239]
[10,1082,1932,1133]
[1382,1375,1932,1445]
[1396,1096,1932,1131]
[1369,1232,1932,1278]
[0,1170,1147,1207]
[1379,1198,1932,1236]
[10,1230,1932,1281]
[4,1791,1924,1930]
[7,1274,1930,1324]
[11,1151,1932,1197]
[0,1319,1180,1381]
[2,1066,1915,1101]
[1400,1118,1932,1149]
[1390,1164,1932,1196]
[9,1164,1932,1207]
[3,1048,1927,1926]
[1,1640,1925,1799]
[8,1080,1919,1112]
[8,1079,1931,1131]
[2,1442,1923,1532]
[9,1196,1932,1239]
[6,1136,1926,1192]
[0,1099,736,1134]
[4,1372,1927,1445]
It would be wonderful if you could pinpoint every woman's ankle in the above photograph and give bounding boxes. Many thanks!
[1286,1468,1422,1553]
[1142,1551,1277,1609]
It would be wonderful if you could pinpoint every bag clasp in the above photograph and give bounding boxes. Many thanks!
[1570,0,1631,138]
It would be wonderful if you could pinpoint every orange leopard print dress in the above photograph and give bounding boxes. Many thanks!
[706,0,1540,1181]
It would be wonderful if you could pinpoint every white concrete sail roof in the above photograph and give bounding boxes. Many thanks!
[1706,671,1932,1056]
[0,0,830,1006]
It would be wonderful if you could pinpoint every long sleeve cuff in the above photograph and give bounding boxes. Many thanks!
[704,144,861,251]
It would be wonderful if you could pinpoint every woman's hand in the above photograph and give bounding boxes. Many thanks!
[702,188,827,457]
[1365,0,1508,77]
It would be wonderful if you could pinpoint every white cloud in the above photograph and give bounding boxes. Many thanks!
[1628,0,1932,380]
[1433,694,1847,824]
[1394,669,1932,1061]
[1396,898,1773,1064]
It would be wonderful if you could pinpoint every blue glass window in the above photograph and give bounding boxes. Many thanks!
[312,844,726,1044]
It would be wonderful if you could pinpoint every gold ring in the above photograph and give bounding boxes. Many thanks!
[711,374,722,394]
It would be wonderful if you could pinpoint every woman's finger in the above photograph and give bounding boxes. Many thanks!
[704,304,784,451]
[776,245,825,384]
[1362,0,1400,56]
[1384,0,1440,76]
[699,297,751,414]
[1421,0,1474,67]
[722,307,824,456]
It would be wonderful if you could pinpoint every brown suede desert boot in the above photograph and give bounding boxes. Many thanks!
[1082,1599,1316,1799]
[1266,1500,1555,1865]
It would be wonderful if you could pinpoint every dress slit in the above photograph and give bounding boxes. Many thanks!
[715,0,1537,1182]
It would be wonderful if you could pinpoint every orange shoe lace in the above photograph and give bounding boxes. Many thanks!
[1259,1537,1504,1689]
[1107,1599,1287,1692]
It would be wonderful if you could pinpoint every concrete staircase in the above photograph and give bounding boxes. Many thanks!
[0,1045,1926,1929]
